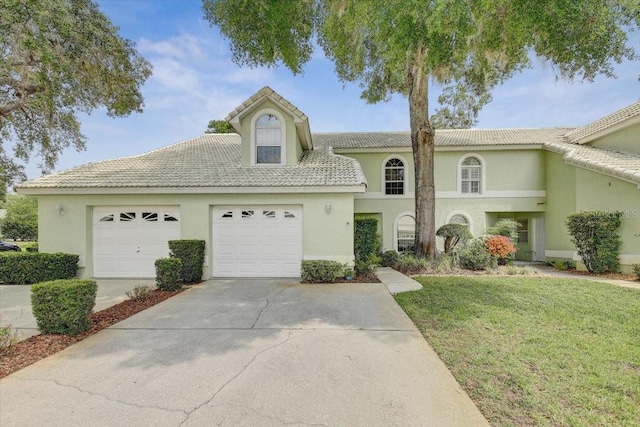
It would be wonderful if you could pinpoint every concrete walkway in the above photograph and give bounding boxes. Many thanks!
[0,279,489,427]
[533,265,640,290]
[376,267,423,294]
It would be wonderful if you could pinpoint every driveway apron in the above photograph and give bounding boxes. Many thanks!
[0,279,488,427]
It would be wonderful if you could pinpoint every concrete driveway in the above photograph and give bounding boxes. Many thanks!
[0,279,488,426]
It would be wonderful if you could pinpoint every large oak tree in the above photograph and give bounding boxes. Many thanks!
[0,0,152,196]
[203,0,638,258]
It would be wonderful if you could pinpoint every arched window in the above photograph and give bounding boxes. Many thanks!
[397,215,415,252]
[385,158,405,195]
[461,156,482,194]
[255,114,282,164]
[449,214,469,227]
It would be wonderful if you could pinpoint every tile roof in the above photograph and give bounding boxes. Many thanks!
[563,101,640,144]
[17,134,367,191]
[546,141,640,185]
[313,128,572,149]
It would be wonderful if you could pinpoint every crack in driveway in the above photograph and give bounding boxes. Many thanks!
[19,378,189,417]
[179,329,311,427]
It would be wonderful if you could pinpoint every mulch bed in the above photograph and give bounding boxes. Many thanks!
[0,288,183,380]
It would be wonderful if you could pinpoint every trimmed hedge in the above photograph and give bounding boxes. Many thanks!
[354,218,380,261]
[168,239,205,283]
[31,279,97,335]
[0,252,78,284]
[155,257,182,291]
[301,260,344,283]
[566,211,622,274]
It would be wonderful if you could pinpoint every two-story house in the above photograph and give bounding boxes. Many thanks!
[17,87,640,277]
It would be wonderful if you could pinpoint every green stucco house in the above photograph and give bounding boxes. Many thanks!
[17,87,640,277]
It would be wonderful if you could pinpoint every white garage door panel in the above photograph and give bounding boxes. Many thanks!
[212,206,302,277]
[93,207,180,278]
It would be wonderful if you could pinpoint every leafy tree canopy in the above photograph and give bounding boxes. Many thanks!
[0,194,37,240]
[0,0,153,194]
[203,0,638,257]
[205,119,236,134]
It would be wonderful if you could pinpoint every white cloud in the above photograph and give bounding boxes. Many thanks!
[138,33,204,60]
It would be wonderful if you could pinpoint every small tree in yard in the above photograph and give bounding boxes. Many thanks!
[566,211,623,274]
[436,223,472,254]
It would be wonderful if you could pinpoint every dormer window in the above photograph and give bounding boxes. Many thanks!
[256,114,282,164]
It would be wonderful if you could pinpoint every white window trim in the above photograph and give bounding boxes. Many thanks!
[445,210,474,235]
[393,211,415,252]
[457,153,486,195]
[250,108,287,166]
[380,154,409,196]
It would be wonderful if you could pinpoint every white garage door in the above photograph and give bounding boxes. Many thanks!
[212,206,303,277]
[93,207,181,278]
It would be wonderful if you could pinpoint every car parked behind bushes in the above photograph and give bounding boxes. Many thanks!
[0,242,21,252]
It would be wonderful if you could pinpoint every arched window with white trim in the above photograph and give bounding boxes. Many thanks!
[255,114,282,164]
[449,214,469,227]
[385,158,405,195]
[461,156,482,194]
[396,215,415,252]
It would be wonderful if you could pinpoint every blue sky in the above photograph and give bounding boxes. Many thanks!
[21,0,640,180]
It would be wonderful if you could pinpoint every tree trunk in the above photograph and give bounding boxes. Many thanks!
[407,45,437,259]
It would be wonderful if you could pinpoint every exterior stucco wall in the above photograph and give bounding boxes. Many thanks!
[238,99,301,166]
[343,151,414,195]
[349,148,547,252]
[589,122,640,154]
[575,168,640,271]
[544,152,577,259]
[37,192,355,278]
[434,149,546,193]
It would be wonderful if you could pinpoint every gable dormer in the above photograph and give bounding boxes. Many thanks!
[225,87,313,166]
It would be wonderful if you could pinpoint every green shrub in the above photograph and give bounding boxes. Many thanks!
[381,250,400,267]
[0,323,20,355]
[354,218,380,262]
[168,240,205,284]
[566,211,622,274]
[31,279,97,335]
[355,254,380,281]
[301,260,344,283]
[436,223,472,254]
[548,260,576,271]
[125,285,154,301]
[633,264,640,281]
[394,253,428,275]
[432,253,458,274]
[24,243,39,252]
[456,239,495,271]
[155,258,182,291]
[486,219,519,241]
[505,265,538,275]
[0,252,78,284]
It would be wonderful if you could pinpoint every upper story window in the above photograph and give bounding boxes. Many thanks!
[461,156,482,194]
[385,158,405,195]
[255,114,282,164]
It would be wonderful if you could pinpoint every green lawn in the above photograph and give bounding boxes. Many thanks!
[395,276,640,427]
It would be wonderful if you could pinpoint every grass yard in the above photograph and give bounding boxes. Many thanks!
[395,276,640,427]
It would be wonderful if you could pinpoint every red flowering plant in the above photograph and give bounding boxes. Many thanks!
[484,235,517,265]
